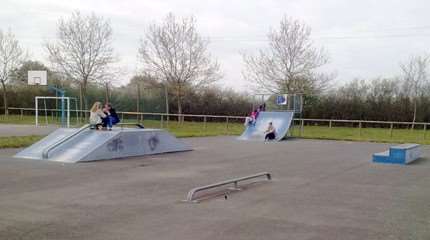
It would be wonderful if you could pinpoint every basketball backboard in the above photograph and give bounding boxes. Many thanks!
[28,71,47,85]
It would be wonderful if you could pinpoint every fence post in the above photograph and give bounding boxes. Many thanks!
[329,120,332,128]
[20,109,24,120]
[160,115,164,128]
[121,112,124,122]
[390,122,394,139]
[358,121,362,138]
[166,114,169,127]
[226,117,229,134]
[424,124,427,139]
[300,119,304,136]
[204,116,207,130]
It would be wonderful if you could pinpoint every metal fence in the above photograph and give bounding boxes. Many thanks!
[1,107,430,141]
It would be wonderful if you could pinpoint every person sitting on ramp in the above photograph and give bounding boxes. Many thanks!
[244,109,258,126]
[102,103,120,130]
[264,122,276,141]
[89,102,107,130]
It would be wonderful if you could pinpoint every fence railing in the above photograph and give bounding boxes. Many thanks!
[1,107,430,141]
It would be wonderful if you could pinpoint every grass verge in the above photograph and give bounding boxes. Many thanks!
[0,135,44,148]
[1,115,430,148]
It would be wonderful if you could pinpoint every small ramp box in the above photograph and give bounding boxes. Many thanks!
[373,144,421,165]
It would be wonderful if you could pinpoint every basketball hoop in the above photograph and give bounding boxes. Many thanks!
[28,71,47,86]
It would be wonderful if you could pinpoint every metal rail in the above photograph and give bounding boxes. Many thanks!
[186,172,272,203]
[42,124,91,159]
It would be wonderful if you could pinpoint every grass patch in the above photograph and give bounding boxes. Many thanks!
[1,114,430,147]
[138,119,244,138]
[290,125,430,145]
[0,135,44,148]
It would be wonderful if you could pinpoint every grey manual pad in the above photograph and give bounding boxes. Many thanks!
[238,111,294,141]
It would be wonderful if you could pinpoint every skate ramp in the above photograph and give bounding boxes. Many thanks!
[238,111,294,141]
[15,127,191,163]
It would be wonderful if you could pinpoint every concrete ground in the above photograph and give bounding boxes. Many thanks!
[0,136,430,240]
[0,124,57,137]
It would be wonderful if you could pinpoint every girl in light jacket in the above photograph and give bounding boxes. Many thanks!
[89,102,106,130]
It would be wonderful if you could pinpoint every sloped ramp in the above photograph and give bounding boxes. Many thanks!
[238,111,294,141]
[15,128,191,163]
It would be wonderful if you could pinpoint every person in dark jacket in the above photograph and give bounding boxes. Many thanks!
[102,103,120,130]
[264,122,276,141]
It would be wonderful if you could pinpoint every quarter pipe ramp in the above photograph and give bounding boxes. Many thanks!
[238,111,294,141]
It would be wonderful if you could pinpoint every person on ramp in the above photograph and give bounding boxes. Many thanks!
[264,122,276,141]
[102,103,120,130]
[89,102,107,130]
[244,109,257,126]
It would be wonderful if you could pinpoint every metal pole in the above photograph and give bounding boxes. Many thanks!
[60,93,65,127]
[44,99,48,125]
[35,97,39,126]
[67,97,70,128]
[358,121,362,138]
[226,117,229,133]
[424,124,427,139]
[164,84,169,123]
[75,100,79,125]
[390,122,394,138]
[300,119,304,136]
[204,116,207,130]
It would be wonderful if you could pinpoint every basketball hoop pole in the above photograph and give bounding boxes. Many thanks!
[48,85,66,127]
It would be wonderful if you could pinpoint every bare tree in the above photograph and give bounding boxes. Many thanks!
[138,13,221,114]
[242,16,331,94]
[97,67,123,104]
[45,11,116,111]
[0,29,25,115]
[400,54,430,126]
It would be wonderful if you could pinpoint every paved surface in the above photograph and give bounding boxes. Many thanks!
[0,124,57,137]
[1,137,430,240]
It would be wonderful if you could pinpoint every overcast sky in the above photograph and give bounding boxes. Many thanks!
[1,0,429,91]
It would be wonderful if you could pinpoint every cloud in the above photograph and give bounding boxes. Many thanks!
[1,0,429,90]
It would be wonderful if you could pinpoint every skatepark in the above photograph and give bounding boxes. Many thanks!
[0,123,429,239]
[3,3,430,238]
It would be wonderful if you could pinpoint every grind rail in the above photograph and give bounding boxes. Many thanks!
[186,172,272,203]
